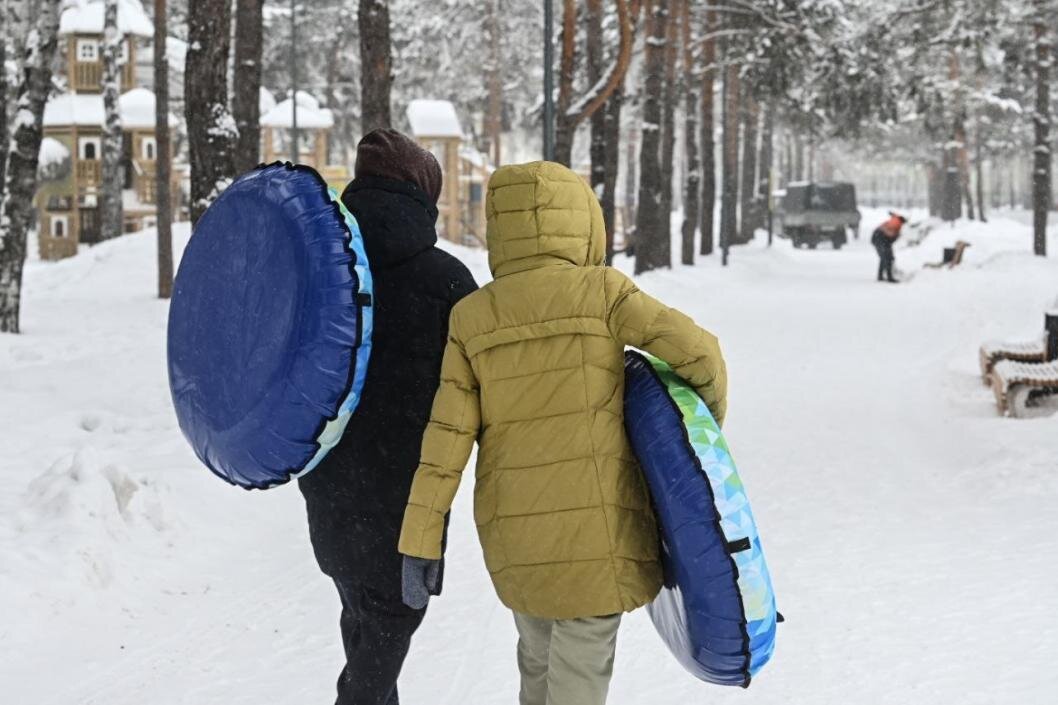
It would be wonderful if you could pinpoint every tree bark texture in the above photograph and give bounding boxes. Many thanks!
[658,0,678,265]
[186,0,237,224]
[155,0,173,298]
[233,0,264,175]
[698,0,715,256]
[100,0,124,241]
[0,0,61,333]
[1033,1,1051,256]
[679,0,698,265]
[719,60,740,265]
[633,0,669,274]
[359,0,393,134]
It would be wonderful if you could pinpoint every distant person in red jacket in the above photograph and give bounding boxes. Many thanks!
[871,212,906,283]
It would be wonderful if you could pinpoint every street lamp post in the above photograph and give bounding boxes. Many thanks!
[543,0,555,161]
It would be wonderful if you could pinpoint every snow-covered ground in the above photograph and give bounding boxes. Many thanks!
[2,210,1057,704]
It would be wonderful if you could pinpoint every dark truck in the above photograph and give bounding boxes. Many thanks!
[776,182,861,250]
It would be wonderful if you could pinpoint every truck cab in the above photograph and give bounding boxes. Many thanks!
[776,182,861,250]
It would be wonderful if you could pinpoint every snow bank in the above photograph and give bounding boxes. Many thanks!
[2,213,1057,704]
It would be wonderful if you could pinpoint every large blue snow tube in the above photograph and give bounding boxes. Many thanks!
[624,351,778,686]
[168,163,373,489]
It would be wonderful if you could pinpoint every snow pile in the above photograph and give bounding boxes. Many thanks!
[1,213,1057,703]
[406,99,463,138]
[37,136,70,168]
[59,0,154,37]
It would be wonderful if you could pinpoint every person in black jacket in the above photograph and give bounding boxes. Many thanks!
[298,128,477,705]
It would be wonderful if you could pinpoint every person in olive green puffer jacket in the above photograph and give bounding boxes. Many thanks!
[398,161,727,705]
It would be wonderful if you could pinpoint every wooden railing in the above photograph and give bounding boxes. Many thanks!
[76,160,100,186]
[73,62,102,91]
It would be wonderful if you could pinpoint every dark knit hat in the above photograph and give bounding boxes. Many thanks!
[354,128,443,204]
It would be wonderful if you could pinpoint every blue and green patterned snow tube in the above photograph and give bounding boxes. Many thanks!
[168,162,373,489]
[623,351,778,686]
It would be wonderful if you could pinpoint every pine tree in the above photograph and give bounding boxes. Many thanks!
[1031,0,1051,256]
[0,0,62,333]
[359,0,393,132]
[698,0,716,256]
[100,0,124,241]
[634,0,669,274]
[155,0,174,299]
[679,0,699,265]
[186,0,238,223]
[233,0,264,175]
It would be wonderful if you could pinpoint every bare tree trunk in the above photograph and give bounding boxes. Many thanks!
[0,0,61,333]
[956,117,975,220]
[485,0,503,166]
[719,60,740,265]
[0,9,8,192]
[738,92,758,243]
[155,0,173,299]
[1032,1,1051,256]
[601,88,622,263]
[100,0,124,241]
[359,0,393,133]
[186,0,237,224]
[634,0,669,274]
[975,126,987,223]
[942,143,961,222]
[587,0,605,191]
[657,0,678,265]
[233,0,263,174]
[679,0,698,265]
[698,0,715,256]
[761,100,774,245]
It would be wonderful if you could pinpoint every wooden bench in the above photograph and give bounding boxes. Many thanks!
[991,359,1058,418]
[979,312,1058,384]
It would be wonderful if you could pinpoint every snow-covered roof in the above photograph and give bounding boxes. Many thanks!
[406,99,462,138]
[43,94,105,126]
[260,92,333,129]
[38,137,71,167]
[119,88,177,128]
[59,0,154,38]
[43,90,177,128]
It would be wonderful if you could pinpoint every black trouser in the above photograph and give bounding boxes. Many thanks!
[333,579,426,705]
[873,236,895,281]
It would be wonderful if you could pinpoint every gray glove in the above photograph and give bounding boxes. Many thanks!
[401,555,441,610]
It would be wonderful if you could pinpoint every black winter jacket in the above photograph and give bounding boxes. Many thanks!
[299,175,477,587]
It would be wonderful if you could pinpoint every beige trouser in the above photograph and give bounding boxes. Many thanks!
[513,611,622,705]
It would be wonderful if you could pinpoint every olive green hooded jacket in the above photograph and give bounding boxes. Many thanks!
[398,161,727,619]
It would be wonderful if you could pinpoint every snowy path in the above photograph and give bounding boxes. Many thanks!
[2,216,1057,704]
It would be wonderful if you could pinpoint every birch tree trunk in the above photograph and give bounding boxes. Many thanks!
[0,0,61,333]
[634,0,669,274]
[698,0,715,256]
[233,0,264,175]
[359,0,393,133]
[155,0,173,298]
[100,0,124,241]
[186,0,237,224]
[679,0,698,265]
[1032,0,1051,257]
